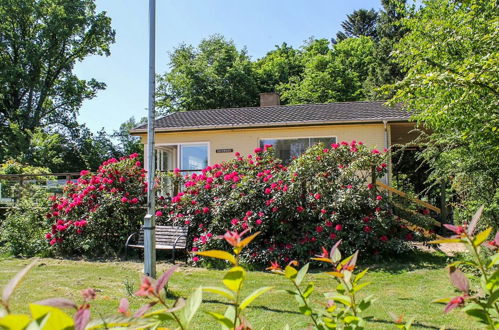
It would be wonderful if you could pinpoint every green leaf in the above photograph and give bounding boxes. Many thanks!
[239,286,273,310]
[302,283,314,299]
[222,306,236,330]
[464,308,489,324]
[489,253,499,267]
[284,265,298,280]
[183,287,202,325]
[358,299,372,312]
[487,289,499,306]
[206,312,234,328]
[473,227,492,247]
[431,297,451,304]
[353,281,371,292]
[428,238,462,244]
[295,263,309,286]
[354,268,369,283]
[202,286,235,300]
[195,250,236,265]
[325,293,351,306]
[0,314,31,330]
[298,305,312,316]
[29,304,74,329]
[223,266,246,292]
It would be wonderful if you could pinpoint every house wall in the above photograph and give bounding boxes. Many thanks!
[139,123,388,167]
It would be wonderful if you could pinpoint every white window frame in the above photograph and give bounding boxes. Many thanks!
[155,142,210,170]
[258,135,338,160]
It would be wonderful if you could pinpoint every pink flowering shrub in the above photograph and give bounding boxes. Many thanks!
[45,154,150,256]
[159,141,417,266]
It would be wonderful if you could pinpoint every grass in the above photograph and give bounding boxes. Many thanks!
[0,252,475,329]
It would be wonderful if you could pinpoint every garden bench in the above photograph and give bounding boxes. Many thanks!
[125,225,188,263]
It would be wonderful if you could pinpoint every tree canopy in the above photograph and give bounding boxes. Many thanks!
[334,9,379,43]
[156,35,259,113]
[0,0,116,168]
[388,0,499,225]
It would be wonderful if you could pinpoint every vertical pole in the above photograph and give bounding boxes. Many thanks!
[144,0,156,278]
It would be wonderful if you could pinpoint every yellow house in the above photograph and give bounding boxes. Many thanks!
[131,93,415,182]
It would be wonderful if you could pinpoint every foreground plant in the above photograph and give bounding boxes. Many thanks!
[0,261,202,329]
[269,240,374,329]
[430,206,499,328]
[195,229,273,329]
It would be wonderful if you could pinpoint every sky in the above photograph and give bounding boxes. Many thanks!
[75,0,382,133]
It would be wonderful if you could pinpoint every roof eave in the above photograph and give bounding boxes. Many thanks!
[129,117,410,135]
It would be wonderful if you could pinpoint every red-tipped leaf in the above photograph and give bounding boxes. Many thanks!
[154,265,179,294]
[449,266,469,293]
[35,298,77,309]
[2,259,37,304]
[118,298,129,315]
[74,307,91,330]
[133,301,157,317]
[467,205,484,235]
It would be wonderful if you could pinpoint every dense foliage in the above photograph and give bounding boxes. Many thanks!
[159,142,419,265]
[0,186,52,257]
[388,0,499,229]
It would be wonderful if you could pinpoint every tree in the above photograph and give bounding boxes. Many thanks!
[279,37,375,104]
[111,117,145,157]
[388,0,499,227]
[334,9,379,43]
[254,43,304,95]
[364,0,408,98]
[0,0,115,163]
[156,35,259,113]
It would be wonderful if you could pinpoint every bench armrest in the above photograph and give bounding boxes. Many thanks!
[125,232,139,248]
[172,234,187,250]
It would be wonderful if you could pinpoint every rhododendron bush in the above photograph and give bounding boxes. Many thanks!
[159,142,418,265]
[46,154,152,256]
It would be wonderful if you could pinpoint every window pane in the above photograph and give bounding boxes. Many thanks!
[180,144,208,170]
[261,137,336,163]
[310,137,337,147]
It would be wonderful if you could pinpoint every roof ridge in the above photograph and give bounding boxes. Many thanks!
[156,100,389,118]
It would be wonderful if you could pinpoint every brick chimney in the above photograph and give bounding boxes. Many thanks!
[259,92,280,107]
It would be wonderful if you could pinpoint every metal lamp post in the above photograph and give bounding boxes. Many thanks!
[144,0,156,278]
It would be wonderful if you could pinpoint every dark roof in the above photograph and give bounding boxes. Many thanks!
[132,101,409,133]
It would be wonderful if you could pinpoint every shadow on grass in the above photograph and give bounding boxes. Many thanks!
[368,318,449,330]
[202,298,302,315]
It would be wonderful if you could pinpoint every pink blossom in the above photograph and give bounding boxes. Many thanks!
[316,226,324,233]
[256,219,263,225]
[335,224,343,231]
[155,210,163,217]
[376,195,383,201]
[202,207,210,214]
[192,256,200,262]
[296,206,304,213]
[254,147,263,153]
[371,149,380,154]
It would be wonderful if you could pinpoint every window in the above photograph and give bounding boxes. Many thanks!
[260,137,336,163]
[180,144,208,170]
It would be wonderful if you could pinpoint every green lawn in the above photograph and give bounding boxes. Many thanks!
[0,253,475,329]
